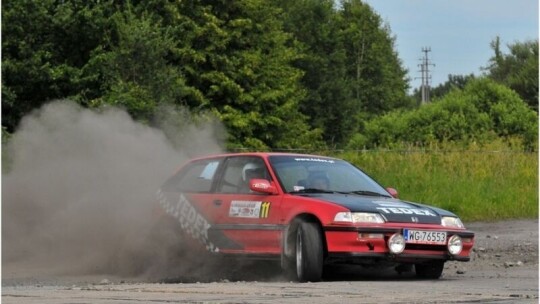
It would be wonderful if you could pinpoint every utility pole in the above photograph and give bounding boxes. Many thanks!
[417,47,435,105]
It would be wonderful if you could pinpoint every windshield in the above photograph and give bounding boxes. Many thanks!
[269,155,390,196]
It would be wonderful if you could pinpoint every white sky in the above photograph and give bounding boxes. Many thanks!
[362,0,539,90]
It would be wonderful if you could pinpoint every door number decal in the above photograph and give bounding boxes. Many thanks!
[259,202,270,218]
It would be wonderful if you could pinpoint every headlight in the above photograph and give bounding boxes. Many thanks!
[447,235,463,255]
[334,212,385,224]
[441,216,464,228]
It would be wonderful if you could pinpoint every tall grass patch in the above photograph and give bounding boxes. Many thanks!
[339,142,538,222]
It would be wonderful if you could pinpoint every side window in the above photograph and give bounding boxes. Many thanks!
[217,156,270,194]
[162,159,221,193]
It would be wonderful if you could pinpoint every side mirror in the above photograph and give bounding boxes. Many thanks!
[249,179,278,195]
[386,187,399,198]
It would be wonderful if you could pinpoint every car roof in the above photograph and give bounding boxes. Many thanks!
[189,152,339,162]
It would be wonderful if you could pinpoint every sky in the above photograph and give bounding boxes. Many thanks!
[362,0,539,90]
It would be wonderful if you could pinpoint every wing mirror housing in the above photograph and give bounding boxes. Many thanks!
[249,179,278,195]
[386,187,399,198]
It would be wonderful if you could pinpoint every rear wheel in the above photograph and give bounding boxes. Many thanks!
[415,261,445,279]
[294,221,323,282]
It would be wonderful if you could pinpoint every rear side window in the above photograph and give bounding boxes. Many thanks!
[162,159,221,193]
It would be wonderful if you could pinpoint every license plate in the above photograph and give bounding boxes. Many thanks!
[404,229,447,245]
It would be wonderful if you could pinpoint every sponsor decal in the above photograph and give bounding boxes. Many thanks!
[293,185,305,192]
[376,206,437,217]
[229,201,271,219]
[294,157,335,164]
[156,189,218,252]
[372,201,437,217]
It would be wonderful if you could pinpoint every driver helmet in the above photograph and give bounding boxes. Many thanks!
[308,171,330,190]
[242,162,262,182]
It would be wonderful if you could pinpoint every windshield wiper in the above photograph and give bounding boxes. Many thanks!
[339,190,392,198]
[289,188,335,194]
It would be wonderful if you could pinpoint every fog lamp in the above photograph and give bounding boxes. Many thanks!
[387,233,405,254]
[447,235,463,255]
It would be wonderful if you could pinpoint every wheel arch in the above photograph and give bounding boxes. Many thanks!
[282,213,328,262]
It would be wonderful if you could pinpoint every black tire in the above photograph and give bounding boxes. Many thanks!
[294,221,324,282]
[415,261,445,279]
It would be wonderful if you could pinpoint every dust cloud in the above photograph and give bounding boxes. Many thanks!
[2,101,225,281]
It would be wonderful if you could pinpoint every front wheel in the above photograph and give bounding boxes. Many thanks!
[415,261,445,279]
[294,221,323,282]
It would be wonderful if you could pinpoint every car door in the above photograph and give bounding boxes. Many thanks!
[212,156,283,254]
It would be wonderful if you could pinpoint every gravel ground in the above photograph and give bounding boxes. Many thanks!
[3,219,538,303]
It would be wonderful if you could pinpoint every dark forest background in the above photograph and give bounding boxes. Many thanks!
[2,0,537,150]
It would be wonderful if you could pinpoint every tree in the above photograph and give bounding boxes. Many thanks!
[276,0,412,147]
[339,0,411,114]
[80,5,188,122]
[2,0,114,132]
[485,37,538,112]
[172,0,322,149]
[276,0,356,147]
[2,0,322,150]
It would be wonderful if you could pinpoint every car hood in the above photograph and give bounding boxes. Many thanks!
[299,193,456,225]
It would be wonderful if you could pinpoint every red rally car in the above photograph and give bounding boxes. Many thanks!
[156,153,474,282]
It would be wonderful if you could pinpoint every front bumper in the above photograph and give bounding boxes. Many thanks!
[324,225,474,263]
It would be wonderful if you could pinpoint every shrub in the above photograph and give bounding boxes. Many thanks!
[348,78,538,150]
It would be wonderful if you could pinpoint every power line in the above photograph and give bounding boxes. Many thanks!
[417,47,435,105]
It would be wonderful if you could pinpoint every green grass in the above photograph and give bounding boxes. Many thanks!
[337,142,538,222]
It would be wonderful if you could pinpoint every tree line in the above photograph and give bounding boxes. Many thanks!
[2,0,537,150]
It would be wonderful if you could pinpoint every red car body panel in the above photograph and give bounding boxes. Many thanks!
[157,152,475,268]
